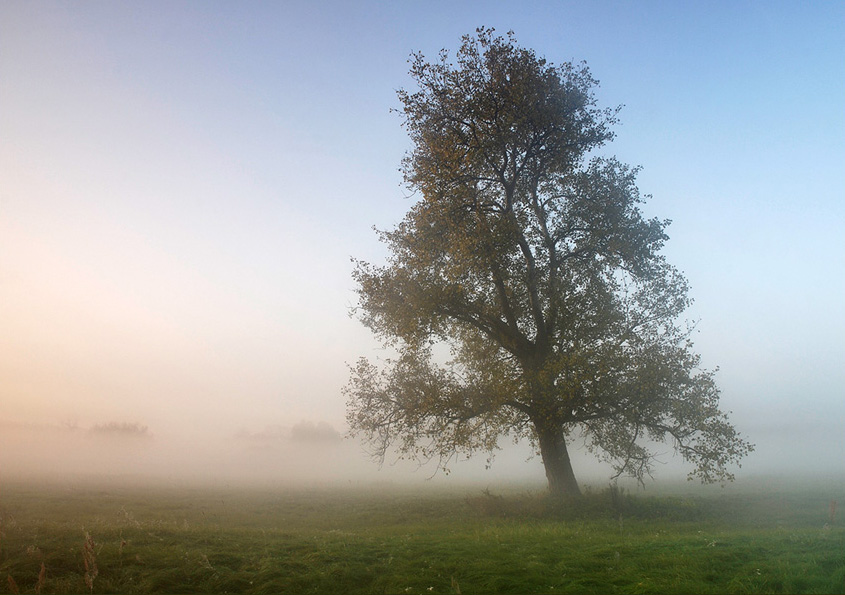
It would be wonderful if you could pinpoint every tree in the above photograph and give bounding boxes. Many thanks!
[345,29,752,496]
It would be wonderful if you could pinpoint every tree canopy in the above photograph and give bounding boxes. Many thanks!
[345,28,752,495]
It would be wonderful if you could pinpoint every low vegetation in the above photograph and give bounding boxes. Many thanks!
[87,423,151,439]
[0,478,842,593]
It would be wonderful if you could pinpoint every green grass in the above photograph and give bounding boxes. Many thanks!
[0,478,843,593]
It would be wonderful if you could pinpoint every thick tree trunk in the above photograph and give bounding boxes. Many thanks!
[537,428,581,497]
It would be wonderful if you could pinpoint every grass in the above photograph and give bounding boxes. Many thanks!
[0,478,843,593]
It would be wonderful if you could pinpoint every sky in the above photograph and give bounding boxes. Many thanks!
[1,1,843,485]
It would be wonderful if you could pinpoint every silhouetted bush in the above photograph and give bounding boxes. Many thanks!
[88,422,151,438]
[290,421,341,443]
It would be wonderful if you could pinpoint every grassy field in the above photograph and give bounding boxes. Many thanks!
[0,477,843,594]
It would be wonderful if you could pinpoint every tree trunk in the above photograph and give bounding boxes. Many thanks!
[537,427,581,497]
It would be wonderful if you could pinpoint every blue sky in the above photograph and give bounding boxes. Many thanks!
[1,1,843,481]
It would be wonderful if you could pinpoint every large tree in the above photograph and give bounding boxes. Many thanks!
[345,29,752,496]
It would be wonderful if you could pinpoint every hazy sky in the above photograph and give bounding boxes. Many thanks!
[1,1,843,481]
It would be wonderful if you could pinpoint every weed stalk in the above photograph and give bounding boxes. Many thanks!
[35,562,46,595]
[82,531,98,593]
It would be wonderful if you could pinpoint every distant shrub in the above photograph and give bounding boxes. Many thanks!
[290,421,341,443]
[88,422,151,438]
[234,425,287,443]
[234,421,342,445]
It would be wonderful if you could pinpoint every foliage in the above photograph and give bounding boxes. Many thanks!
[346,28,752,493]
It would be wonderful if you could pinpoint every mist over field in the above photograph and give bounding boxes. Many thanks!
[2,415,842,491]
[0,419,559,487]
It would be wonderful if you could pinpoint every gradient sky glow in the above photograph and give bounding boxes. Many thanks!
[1,1,843,481]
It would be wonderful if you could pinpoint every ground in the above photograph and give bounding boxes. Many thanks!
[0,476,843,594]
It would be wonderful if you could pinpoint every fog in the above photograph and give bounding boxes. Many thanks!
[1,2,843,492]
[3,416,843,492]
[0,419,550,488]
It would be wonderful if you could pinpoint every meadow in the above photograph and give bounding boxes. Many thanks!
[0,477,843,594]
